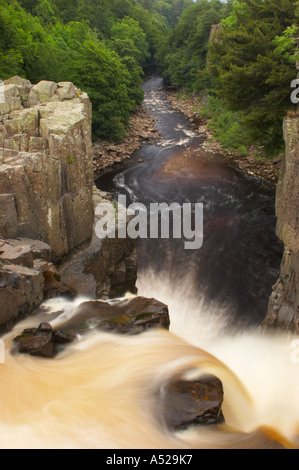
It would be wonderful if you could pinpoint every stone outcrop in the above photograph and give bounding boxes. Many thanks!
[11,296,170,357]
[0,77,138,334]
[12,322,75,358]
[0,262,44,334]
[262,53,299,334]
[261,113,299,333]
[0,76,94,260]
[0,237,75,333]
[159,374,225,430]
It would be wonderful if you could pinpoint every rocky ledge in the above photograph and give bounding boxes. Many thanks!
[159,375,225,430]
[0,237,72,333]
[12,296,170,358]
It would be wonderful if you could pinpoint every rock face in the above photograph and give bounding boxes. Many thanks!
[12,322,74,358]
[159,375,225,430]
[0,76,94,260]
[261,113,299,333]
[59,187,138,300]
[0,262,44,333]
[0,77,137,333]
[0,237,75,333]
[11,297,170,358]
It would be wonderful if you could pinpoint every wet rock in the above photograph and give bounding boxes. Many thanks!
[93,105,160,176]
[160,375,225,430]
[0,264,44,334]
[59,188,138,300]
[13,322,75,358]
[11,297,169,357]
[59,296,170,336]
[261,114,299,334]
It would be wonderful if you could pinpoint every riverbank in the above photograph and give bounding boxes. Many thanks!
[164,90,282,184]
[93,105,160,176]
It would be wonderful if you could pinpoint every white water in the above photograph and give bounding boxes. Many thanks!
[0,269,298,450]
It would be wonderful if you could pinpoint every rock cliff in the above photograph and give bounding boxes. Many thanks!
[0,77,137,333]
[261,47,299,334]
[0,76,94,259]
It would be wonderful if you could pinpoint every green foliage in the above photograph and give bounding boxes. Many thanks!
[108,17,151,104]
[158,0,298,156]
[201,96,254,155]
[156,0,229,90]
[69,38,133,142]
[207,0,297,154]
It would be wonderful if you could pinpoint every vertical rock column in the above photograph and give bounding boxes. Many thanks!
[0,78,94,260]
[0,78,94,332]
[261,56,299,333]
[261,115,299,333]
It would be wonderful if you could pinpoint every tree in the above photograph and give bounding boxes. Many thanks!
[70,39,133,141]
[157,0,228,90]
[207,0,297,153]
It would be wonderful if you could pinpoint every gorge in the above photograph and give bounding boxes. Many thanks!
[0,73,298,450]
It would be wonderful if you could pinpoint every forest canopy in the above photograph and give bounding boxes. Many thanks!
[157,0,298,155]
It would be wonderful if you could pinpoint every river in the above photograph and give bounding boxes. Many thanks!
[0,76,298,450]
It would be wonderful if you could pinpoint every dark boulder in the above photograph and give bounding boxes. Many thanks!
[13,322,74,358]
[59,296,170,336]
[160,374,225,430]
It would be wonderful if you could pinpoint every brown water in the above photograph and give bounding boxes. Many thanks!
[0,76,298,450]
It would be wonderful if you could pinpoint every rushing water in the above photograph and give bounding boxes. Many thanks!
[1,76,299,450]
